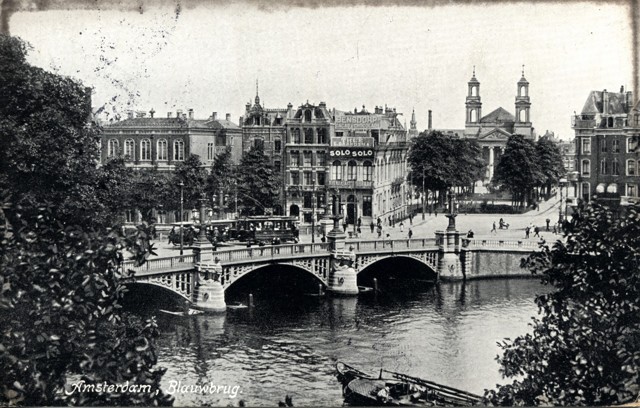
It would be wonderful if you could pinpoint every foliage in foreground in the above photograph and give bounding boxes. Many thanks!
[485,202,640,406]
[0,34,173,405]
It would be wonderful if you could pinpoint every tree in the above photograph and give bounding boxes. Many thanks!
[407,131,485,207]
[130,167,173,223]
[494,134,543,209]
[96,158,136,222]
[535,136,565,198]
[206,147,236,214]
[237,145,281,215]
[0,35,172,405]
[171,154,208,212]
[484,202,640,406]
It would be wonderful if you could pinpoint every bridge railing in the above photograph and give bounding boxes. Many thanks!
[122,254,196,274]
[215,242,331,262]
[350,238,438,252]
[465,238,540,250]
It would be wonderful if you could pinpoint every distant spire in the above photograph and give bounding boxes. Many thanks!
[522,64,525,76]
[473,65,475,76]
[410,107,417,130]
[254,79,260,106]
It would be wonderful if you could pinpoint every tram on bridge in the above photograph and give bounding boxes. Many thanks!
[206,216,299,245]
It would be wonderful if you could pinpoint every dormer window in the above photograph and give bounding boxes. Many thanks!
[304,110,312,122]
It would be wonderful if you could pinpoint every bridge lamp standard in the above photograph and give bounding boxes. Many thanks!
[179,181,184,256]
[445,187,458,232]
[559,177,568,223]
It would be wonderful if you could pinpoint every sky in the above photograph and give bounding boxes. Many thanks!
[8,1,635,140]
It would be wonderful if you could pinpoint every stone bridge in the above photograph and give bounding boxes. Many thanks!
[121,224,541,313]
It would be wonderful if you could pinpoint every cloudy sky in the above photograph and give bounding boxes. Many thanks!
[8,1,634,140]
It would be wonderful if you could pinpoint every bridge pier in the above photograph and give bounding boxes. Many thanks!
[193,258,226,313]
[436,229,464,281]
[325,214,358,296]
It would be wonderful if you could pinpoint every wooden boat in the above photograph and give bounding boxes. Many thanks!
[226,302,249,309]
[336,362,482,406]
[159,308,204,316]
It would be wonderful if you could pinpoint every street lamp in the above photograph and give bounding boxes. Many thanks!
[422,168,426,220]
[311,177,316,244]
[445,188,458,231]
[179,181,184,256]
[559,177,568,223]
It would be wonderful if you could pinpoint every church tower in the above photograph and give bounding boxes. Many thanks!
[465,67,482,134]
[514,66,533,138]
[409,108,418,138]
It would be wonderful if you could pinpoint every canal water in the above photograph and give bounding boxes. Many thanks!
[126,266,547,407]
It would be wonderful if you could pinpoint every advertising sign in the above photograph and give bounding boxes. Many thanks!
[335,114,381,130]
[329,147,374,158]
[331,137,374,147]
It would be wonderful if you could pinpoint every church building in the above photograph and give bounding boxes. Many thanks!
[464,67,535,183]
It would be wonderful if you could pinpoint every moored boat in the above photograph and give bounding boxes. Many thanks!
[336,362,482,406]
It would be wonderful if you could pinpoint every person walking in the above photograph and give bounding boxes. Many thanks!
[377,224,382,239]
[525,226,530,239]
[370,221,375,234]
[545,218,550,231]
[399,221,404,233]
[408,228,413,239]
[491,221,497,234]
[534,225,540,237]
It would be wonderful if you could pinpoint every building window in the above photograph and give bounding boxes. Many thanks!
[254,138,264,149]
[274,161,281,172]
[304,128,314,144]
[303,171,312,186]
[612,159,620,176]
[157,139,167,161]
[124,139,134,160]
[317,151,326,166]
[140,139,151,161]
[317,128,327,144]
[581,182,590,202]
[303,192,312,208]
[363,161,373,181]
[612,139,620,153]
[293,129,301,144]
[274,139,281,152]
[108,139,119,158]
[581,159,590,176]
[174,140,185,161]
[627,159,637,176]
[600,159,607,175]
[303,151,312,167]
[347,160,357,181]
[207,143,214,161]
[582,138,591,154]
[600,139,607,153]
[332,160,342,181]
[335,131,344,137]
[317,172,325,186]
[290,151,300,166]
[363,195,372,216]
[304,110,312,122]
[627,184,638,197]
[291,171,300,185]
[627,136,639,153]
[316,192,325,208]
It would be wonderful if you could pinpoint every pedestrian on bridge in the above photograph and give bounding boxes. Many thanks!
[408,228,413,239]
[370,221,375,233]
[491,221,497,234]
[399,221,404,233]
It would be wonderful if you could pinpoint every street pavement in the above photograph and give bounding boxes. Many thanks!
[146,194,565,259]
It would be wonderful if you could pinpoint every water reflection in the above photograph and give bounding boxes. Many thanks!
[131,278,547,406]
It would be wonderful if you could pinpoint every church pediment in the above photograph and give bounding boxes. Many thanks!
[478,128,511,140]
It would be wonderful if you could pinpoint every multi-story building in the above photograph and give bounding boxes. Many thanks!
[100,108,241,170]
[329,105,412,227]
[464,68,535,183]
[572,86,639,206]
[283,102,332,223]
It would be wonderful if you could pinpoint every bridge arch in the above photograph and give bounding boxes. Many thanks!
[123,281,192,303]
[357,254,438,281]
[223,261,327,293]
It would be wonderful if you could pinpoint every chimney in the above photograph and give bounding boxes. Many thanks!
[149,108,155,118]
[287,103,293,118]
[226,113,231,121]
[602,89,608,115]
[127,110,134,119]
[627,91,633,111]
[621,85,625,93]
[176,109,183,118]
[428,110,433,130]
[167,111,173,118]
[188,108,194,119]
[211,112,217,120]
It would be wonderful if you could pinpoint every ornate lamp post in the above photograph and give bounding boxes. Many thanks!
[311,178,316,244]
[558,177,567,223]
[179,181,184,256]
[422,168,426,220]
[445,187,458,232]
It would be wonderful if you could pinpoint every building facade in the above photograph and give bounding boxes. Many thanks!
[572,87,639,206]
[100,108,241,170]
[464,68,535,183]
